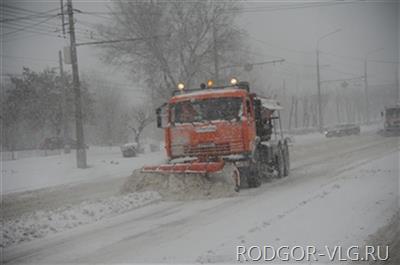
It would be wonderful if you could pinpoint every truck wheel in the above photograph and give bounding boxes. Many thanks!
[283,140,290,177]
[248,174,261,188]
[241,166,261,188]
[276,149,284,178]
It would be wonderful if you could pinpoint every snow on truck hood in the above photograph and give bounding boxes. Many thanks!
[171,88,247,101]
[171,88,283,110]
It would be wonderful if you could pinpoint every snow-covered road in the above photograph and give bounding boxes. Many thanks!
[3,132,399,264]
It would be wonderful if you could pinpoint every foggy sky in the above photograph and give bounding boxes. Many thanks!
[2,0,399,103]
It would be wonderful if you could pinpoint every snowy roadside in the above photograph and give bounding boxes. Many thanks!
[2,191,161,249]
[2,147,164,194]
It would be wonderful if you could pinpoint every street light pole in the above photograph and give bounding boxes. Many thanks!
[363,58,370,124]
[316,28,341,132]
[316,48,322,132]
[213,20,219,85]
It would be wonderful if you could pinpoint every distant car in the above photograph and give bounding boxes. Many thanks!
[121,142,138,157]
[39,137,88,150]
[324,124,360,137]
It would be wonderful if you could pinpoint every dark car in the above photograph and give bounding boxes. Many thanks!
[324,124,360,137]
[39,137,88,150]
[120,142,138,157]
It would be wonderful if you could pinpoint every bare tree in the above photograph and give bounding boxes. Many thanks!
[97,0,247,105]
[124,104,155,148]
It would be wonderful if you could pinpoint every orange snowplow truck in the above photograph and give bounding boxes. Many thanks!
[143,78,290,191]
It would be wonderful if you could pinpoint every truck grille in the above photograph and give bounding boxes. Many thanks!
[183,141,243,156]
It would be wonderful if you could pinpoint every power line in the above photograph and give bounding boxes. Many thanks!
[2,20,60,35]
[0,13,57,23]
[0,6,60,23]
[78,2,355,16]
[75,34,170,46]
[1,25,65,40]
[2,3,52,15]
[2,29,91,43]
[2,22,94,42]
[226,1,355,14]
[2,29,63,40]
[75,11,113,21]
[2,15,59,37]
[0,4,69,40]
[1,11,62,30]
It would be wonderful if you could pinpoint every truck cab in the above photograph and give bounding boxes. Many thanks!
[158,83,256,160]
[155,79,290,188]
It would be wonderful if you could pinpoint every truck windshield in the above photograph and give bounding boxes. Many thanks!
[171,97,243,124]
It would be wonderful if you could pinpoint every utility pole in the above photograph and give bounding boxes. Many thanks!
[58,50,70,154]
[67,0,87,168]
[363,58,370,124]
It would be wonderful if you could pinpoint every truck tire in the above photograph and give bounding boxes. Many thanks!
[276,148,285,178]
[241,166,261,188]
[283,140,290,177]
[248,174,261,188]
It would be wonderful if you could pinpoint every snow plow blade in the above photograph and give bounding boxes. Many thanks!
[141,161,225,174]
[122,161,240,200]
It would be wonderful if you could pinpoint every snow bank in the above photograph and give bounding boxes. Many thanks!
[1,191,161,248]
[2,147,164,194]
[123,164,239,200]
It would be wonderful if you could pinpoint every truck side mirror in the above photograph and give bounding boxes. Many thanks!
[380,111,384,117]
[156,103,168,128]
